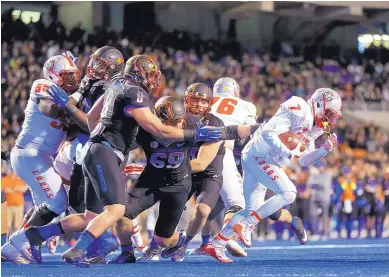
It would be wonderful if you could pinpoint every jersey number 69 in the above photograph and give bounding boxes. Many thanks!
[150,152,184,169]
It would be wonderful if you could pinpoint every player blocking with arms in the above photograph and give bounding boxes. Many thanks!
[1,53,81,263]
[57,55,221,264]
[107,96,200,263]
[204,88,342,262]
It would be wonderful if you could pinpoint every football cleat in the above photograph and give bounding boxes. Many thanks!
[1,242,30,264]
[107,250,137,264]
[160,230,186,258]
[62,247,85,264]
[226,239,247,257]
[232,221,254,248]
[84,236,119,264]
[171,243,188,262]
[137,245,162,262]
[203,243,233,263]
[9,229,37,263]
[290,216,308,245]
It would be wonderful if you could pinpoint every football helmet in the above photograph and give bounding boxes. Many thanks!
[43,54,81,93]
[85,46,124,80]
[184,83,213,117]
[154,96,186,128]
[124,55,162,96]
[309,88,342,133]
[213,77,240,98]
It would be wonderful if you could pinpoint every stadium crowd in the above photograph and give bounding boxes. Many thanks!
[2,11,389,241]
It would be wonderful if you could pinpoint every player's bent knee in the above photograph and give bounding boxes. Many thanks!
[281,191,296,205]
[116,217,130,228]
[196,203,212,219]
[105,204,125,219]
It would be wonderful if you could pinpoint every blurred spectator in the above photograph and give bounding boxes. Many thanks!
[1,169,28,234]
[308,161,332,238]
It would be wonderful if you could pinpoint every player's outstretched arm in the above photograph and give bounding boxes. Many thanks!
[46,85,89,132]
[129,107,220,142]
[299,133,337,166]
[190,141,223,172]
[218,124,262,140]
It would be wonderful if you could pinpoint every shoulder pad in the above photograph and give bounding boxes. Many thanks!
[30,79,55,100]
[244,101,257,117]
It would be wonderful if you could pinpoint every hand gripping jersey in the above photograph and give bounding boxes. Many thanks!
[244,96,323,166]
[211,95,257,149]
[16,79,67,155]
[90,75,149,159]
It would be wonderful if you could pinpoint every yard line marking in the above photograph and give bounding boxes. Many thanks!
[41,244,389,257]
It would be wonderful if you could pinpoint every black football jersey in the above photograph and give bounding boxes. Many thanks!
[90,75,149,155]
[76,76,108,144]
[136,115,199,184]
[190,113,225,179]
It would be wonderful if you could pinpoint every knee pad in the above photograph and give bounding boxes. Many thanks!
[224,205,243,216]
[280,191,296,205]
[269,209,282,221]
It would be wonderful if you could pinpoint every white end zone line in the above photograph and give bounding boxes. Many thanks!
[246,244,389,251]
[42,244,389,257]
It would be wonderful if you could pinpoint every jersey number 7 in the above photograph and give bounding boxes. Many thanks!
[289,104,301,111]
[212,97,238,115]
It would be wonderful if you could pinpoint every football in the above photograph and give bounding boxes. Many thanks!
[279,132,307,152]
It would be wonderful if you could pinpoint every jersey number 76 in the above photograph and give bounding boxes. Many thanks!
[212,97,238,115]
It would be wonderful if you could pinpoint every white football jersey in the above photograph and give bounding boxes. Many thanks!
[16,79,67,155]
[211,95,257,149]
[244,96,318,165]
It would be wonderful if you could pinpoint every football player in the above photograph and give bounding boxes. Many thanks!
[161,83,227,262]
[108,96,199,263]
[2,53,81,264]
[204,88,342,262]
[193,78,308,257]
[53,55,220,264]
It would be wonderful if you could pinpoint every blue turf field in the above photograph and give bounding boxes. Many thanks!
[2,238,389,277]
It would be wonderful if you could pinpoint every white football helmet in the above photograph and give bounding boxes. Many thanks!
[43,53,81,93]
[213,77,240,98]
[309,88,342,133]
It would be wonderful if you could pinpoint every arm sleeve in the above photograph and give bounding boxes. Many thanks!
[261,109,292,158]
[298,147,328,167]
[123,86,150,116]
